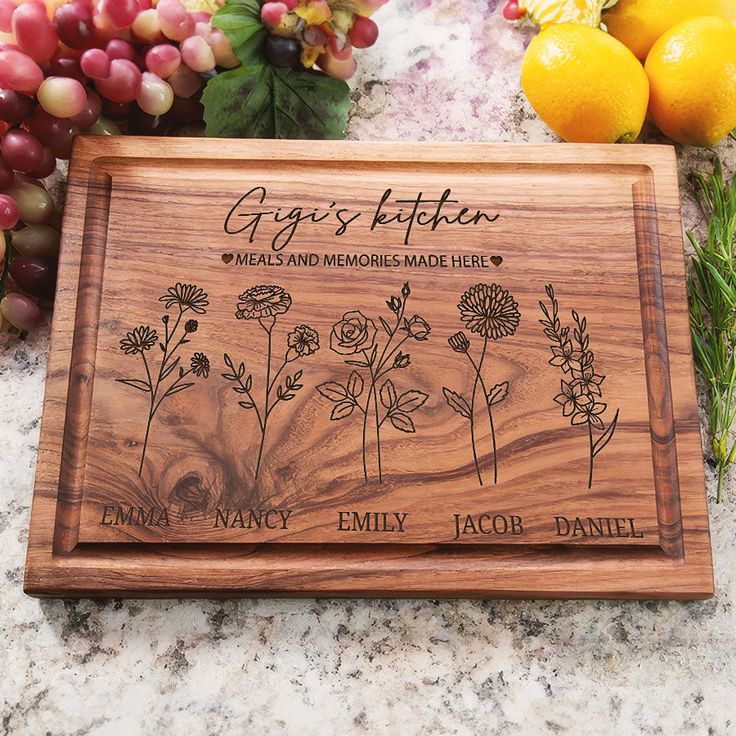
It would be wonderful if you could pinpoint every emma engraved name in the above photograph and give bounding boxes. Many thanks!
[224,186,500,251]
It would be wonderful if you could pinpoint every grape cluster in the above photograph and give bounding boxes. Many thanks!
[260,0,386,79]
[0,0,238,332]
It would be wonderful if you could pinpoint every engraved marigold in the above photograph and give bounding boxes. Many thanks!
[287,324,320,360]
[236,284,292,320]
[190,352,210,378]
[458,283,520,340]
[120,325,158,355]
[159,283,209,314]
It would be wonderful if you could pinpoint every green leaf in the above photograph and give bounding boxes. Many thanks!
[211,0,267,66]
[202,64,350,140]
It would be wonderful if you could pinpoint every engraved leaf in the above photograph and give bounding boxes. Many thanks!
[379,316,392,336]
[397,390,429,413]
[345,359,369,367]
[390,412,415,433]
[166,382,194,396]
[116,378,151,393]
[331,401,355,420]
[443,387,471,420]
[347,370,364,398]
[245,374,253,392]
[161,356,180,380]
[593,409,619,457]
[238,400,255,409]
[380,379,397,409]
[317,381,348,402]
[487,381,509,407]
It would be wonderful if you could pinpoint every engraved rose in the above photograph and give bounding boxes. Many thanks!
[329,310,377,356]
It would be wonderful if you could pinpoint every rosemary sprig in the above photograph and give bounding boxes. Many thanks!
[687,159,736,503]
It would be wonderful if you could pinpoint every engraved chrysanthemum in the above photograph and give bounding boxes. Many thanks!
[457,283,520,340]
[236,285,292,320]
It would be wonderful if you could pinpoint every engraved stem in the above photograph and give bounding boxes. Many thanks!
[588,420,594,489]
[254,322,274,485]
[468,343,497,484]
[468,337,488,487]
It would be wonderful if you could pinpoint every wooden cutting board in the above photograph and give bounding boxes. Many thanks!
[24,138,713,598]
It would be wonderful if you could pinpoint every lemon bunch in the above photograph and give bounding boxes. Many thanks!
[511,0,736,146]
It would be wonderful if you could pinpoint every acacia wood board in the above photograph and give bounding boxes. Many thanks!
[24,138,714,599]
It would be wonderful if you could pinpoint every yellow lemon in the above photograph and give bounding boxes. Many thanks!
[521,24,649,143]
[645,16,736,147]
[605,0,736,60]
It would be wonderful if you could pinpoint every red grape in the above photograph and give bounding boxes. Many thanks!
[0,293,44,331]
[95,58,142,104]
[157,0,195,42]
[9,255,57,299]
[180,35,215,73]
[146,44,181,78]
[0,0,13,33]
[99,0,140,31]
[0,156,14,189]
[106,39,137,62]
[69,90,102,130]
[348,16,378,48]
[167,63,202,98]
[132,8,163,43]
[48,56,86,84]
[0,89,35,124]
[0,49,45,95]
[317,51,356,80]
[261,2,288,26]
[1,129,44,173]
[25,107,73,150]
[80,48,111,80]
[53,1,95,50]
[0,192,18,229]
[12,2,59,64]
[28,147,56,179]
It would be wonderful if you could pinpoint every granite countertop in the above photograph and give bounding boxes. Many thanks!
[2,1,736,733]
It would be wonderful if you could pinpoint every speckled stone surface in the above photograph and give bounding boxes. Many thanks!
[2,2,736,734]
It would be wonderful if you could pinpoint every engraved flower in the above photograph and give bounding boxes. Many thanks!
[120,325,158,355]
[571,400,607,430]
[458,283,520,340]
[159,283,209,314]
[236,284,292,320]
[287,324,320,360]
[190,352,210,378]
[393,351,410,369]
[386,296,401,314]
[554,379,592,417]
[403,314,431,342]
[330,310,377,356]
[571,365,605,397]
[548,338,574,373]
[184,319,199,334]
[448,331,470,354]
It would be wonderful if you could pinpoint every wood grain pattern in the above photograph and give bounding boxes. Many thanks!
[24,138,713,598]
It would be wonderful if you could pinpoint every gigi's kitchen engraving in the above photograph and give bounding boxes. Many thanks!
[442,283,521,486]
[117,282,211,476]
[222,285,320,485]
[539,284,619,488]
[316,282,430,484]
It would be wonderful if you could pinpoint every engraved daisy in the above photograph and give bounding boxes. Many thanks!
[190,352,210,378]
[159,283,209,314]
[120,325,158,355]
[458,283,520,340]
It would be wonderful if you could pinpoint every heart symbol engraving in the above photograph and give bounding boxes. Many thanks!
[221,253,234,264]
[490,256,503,267]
